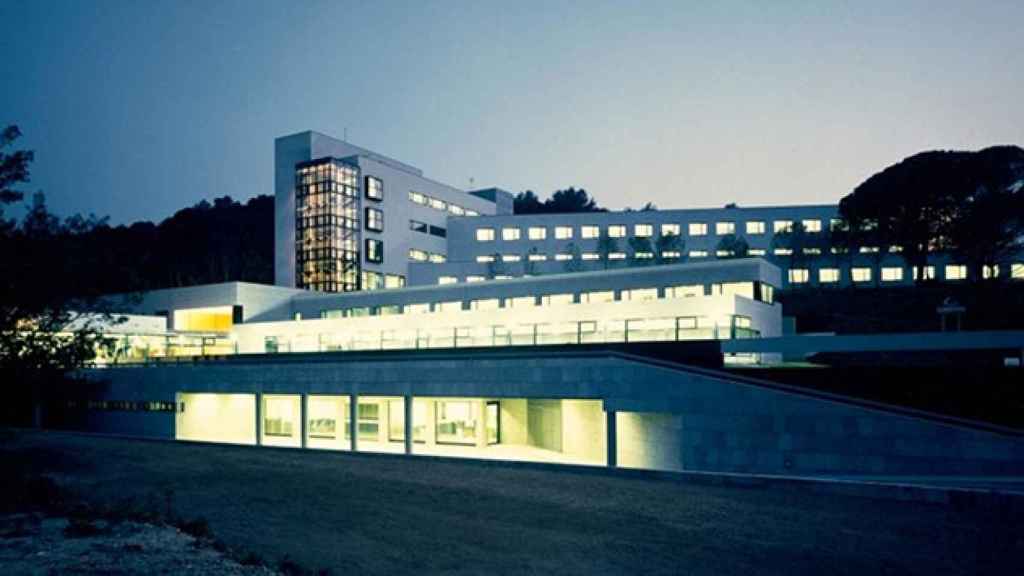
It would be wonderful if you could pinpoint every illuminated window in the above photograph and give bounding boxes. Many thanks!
[428,253,446,263]
[661,223,680,236]
[774,248,792,256]
[405,303,431,314]
[436,301,462,313]
[773,220,793,233]
[502,227,521,241]
[528,226,547,240]
[582,252,599,260]
[555,226,573,239]
[541,293,574,306]
[913,266,936,281]
[668,284,703,298]
[507,296,536,308]
[581,225,599,239]
[1011,263,1024,279]
[466,209,479,217]
[819,268,840,283]
[364,207,383,232]
[662,250,681,259]
[494,275,513,280]
[716,250,733,258]
[608,252,626,260]
[429,197,447,211]
[715,222,735,235]
[889,245,903,253]
[438,276,457,285]
[881,267,903,282]
[749,249,766,256]
[830,218,844,231]
[581,290,614,303]
[859,246,879,254]
[945,264,967,280]
[409,191,426,205]
[476,228,495,242]
[788,269,809,284]
[608,225,626,238]
[746,221,765,234]
[711,282,756,299]
[622,288,658,301]
[476,255,495,263]
[385,274,404,289]
[466,275,485,283]
[409,249,428,262]
[802,219,822,233]
[851,267,872,283]
[689,250,708,258]
[983,265,999,279]
[802,248,821,255]
[688,223,707,236]
[555,253,573,261]
[528,253,547,261]
[471,298,500,311]
[502,254,521,263]
[365,238,383,264]
[365,176,383,201]
[634,224,653,237]
[410,220,428,233]
[436,401,478,445]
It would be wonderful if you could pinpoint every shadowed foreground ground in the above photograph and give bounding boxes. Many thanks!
[3,430,1022,575]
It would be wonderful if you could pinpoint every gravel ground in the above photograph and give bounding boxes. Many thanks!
[3,430,1023,575]
[0,514,279,575]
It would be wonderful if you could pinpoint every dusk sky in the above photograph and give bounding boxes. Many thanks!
[2,0,1022,224]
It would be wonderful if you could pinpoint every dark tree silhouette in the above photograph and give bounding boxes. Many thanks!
[628,236,654,266]
[655,233,684,264]
[715,234,749,259]
[513,187,604,214]
[596,230,620,269]
[0,127,124,426]
[838,146,1024,282]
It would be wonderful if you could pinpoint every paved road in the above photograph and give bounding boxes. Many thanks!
[5,431,1022,575]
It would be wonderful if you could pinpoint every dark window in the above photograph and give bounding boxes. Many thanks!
[429,225,447,238]
[365,207,384,232]
[365,176,384,201]
[365,238,384,263]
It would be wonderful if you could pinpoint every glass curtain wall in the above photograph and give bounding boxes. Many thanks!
[295,159,360,292]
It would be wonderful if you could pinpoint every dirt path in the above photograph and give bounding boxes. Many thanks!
[3,430,1022,575]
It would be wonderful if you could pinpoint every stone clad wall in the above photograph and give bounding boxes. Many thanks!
[71,351,1024,476]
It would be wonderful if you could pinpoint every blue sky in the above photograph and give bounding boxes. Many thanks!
[1,0,1022,223]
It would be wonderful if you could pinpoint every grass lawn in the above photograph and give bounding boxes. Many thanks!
[3,430,1021,575]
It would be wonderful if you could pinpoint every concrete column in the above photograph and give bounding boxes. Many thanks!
[300,394,307,449]
[404,395,413,455]
[606,409,617,468]
[349,393,358,452]
[254,393,262,446]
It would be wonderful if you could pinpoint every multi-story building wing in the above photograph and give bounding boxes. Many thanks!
[275,131,512,291]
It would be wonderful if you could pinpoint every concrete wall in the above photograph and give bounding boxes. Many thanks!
[617,412,684,472]
[561,400,606,463]
[499,399,528,445]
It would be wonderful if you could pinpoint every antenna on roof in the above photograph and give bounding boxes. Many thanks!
[343,127,348,142]
[469,177,475,188]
